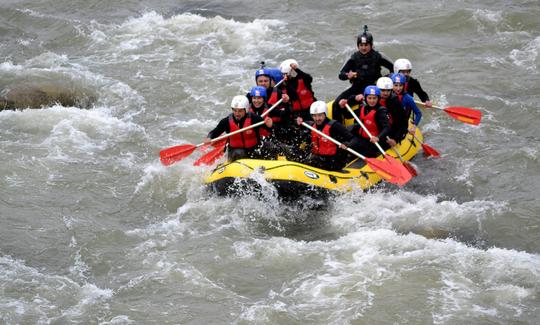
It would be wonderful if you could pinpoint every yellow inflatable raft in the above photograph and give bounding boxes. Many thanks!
[204,126,423,200]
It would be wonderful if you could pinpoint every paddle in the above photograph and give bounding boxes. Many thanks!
[387,138,418,176]
[199,138,227,151]
[192,98,285,166]
[159,135,228,166]
[191,78,286,166]
[301,122,411,186]
[413,133,440,158]
[344,104,416,179]
[414,100,482,125]
[194,143,228,166]
[160,119,263,166]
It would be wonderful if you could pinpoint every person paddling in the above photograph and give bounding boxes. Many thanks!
[391,73,422,136]
[332,25,393,123]
[295,101,354,171]
[248,86,293,159]
[203,95,273,161]
[348,86,391,158]
[376,77,409,148]
[393,58,432,108]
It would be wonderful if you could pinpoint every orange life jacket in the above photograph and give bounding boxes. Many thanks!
[228,115,258,148]
[267,88,280,106]
[311,121,337,156]
[358,105,380,139]
[291,79,315,112]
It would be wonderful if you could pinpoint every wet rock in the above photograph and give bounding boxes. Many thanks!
[0,83,97,110]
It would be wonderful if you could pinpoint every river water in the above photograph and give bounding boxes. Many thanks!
[1,0,539,324]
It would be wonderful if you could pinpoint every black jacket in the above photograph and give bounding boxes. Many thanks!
[385,94,409,142]
[339,49,394,88]
[405,76,430,102]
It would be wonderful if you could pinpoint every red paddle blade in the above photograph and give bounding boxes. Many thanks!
[159,144,197,166]
[444,106,482,125]
[194,144,226,166]
[366,157,412,186]
[403,161,418,177]
[199,138,227,151]
[421,143,440,158]
[383,154,414,184]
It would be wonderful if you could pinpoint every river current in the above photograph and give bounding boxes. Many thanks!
[1,1,539,324]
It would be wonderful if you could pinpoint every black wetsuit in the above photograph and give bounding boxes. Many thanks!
[333,49,393,123]
[405,76,430,102]
[384,94,409,144]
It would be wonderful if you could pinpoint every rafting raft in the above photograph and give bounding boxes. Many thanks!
[204,123,422,200]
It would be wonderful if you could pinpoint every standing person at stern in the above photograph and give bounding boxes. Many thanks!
[332,25,393,123]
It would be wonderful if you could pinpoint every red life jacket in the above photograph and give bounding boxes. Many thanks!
[248,106,263,116]
[267,88,280,106]
[228,115,258,149]
[311,121,337,156]
[291,79,315,112]
[358,105,380,139]
[249,105,279,138]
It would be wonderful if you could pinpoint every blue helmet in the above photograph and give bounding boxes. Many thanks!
[268,68,283,84]
[250,86,267,98]
[255,68,271,81]
[390,73,406,84]
[364,85,381,97]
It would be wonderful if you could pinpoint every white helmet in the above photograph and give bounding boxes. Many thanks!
[376,77,393,90]
[393,58,412,74]
[310,100,327,115]
[230,95,249,110]
[279,59,299,76]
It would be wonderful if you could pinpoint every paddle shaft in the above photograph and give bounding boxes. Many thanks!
[412,133,425,145]
[391,144,406,162]
[414,100,437,110]
[301,122,367,160]
[345,104,387,155]
[273,78,284,89]
[261,98,283,118]
[206,98,283,144]
[202,79,285,145]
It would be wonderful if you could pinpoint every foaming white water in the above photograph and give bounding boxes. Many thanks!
[123,182,524,323]
[452,157,476,187]
[0,255,113,324]
[1,105,146,165]
[1,52,147,119]
[330,190,506,236]
[471,9,504,31]
[510,36,540,72]
[83,12,292,113]
[2,1,540,323]
[87,11,288,69]
[99,315,135,325]
[232,226,539,324]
